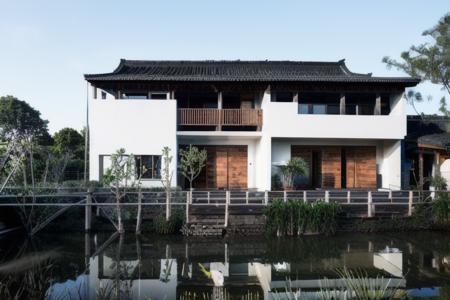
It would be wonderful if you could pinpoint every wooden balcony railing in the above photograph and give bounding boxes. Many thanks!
[178,109,263,129]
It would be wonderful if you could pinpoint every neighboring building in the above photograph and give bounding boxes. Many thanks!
[404,116,450,190]
[84,59,419,191]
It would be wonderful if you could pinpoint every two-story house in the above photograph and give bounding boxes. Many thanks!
[85,60,419,191]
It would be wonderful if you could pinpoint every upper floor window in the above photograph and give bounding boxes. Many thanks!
[122,92,148,99]
[149,92,168,100]
[120,91,169,100]
[298,92,340,115]
[135,155,161,179]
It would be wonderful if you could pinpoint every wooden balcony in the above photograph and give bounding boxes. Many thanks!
[178,108,263,130]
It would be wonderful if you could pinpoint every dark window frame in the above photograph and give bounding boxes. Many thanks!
[135,155,161,180]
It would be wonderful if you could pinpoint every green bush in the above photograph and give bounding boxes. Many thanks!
[151,209,185,234]
[264,199,341,236]
[433,192,450,223]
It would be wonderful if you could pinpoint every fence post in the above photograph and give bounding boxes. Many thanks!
[224,190,230,227]
[347,190,351,204]
[367,191,373,218]
[303,190,307,203]
[264,190,268,206]
[325,191,329,203]
[207,191,210,204]
[85,188,92,232]
[389,190,393,203]
[246,191,249,205]
[186,191,191,224]
[408,190,413,217]
[283,191,287,203]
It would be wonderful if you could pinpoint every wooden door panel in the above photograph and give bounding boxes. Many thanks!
[321,147,341,189]
[346,147,376,188]
[228,146,247,189]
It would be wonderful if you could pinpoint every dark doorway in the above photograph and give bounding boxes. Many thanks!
[312,150,322,188]
[341,148,347,188]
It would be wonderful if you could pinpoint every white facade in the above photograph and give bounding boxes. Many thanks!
[88,84,406,191]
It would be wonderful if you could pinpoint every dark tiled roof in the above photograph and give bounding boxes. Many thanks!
[418,133,450,149]
[84,59,420,86]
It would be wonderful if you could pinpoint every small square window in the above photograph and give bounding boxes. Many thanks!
[135,155,162,179]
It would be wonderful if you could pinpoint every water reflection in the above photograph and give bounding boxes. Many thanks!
[1,232,450,299]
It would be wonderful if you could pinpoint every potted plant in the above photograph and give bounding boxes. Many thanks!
[277,157,308,190]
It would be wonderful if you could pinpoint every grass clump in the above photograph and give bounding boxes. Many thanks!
[264,199,341,236]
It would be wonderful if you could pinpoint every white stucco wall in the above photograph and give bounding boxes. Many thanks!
[263,102,406,139]
[89,95,177,187]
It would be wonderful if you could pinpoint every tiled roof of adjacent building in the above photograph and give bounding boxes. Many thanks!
[84,59,420,86]
[418,133,450,150]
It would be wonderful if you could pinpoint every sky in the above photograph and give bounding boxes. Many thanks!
[0,1,448,133]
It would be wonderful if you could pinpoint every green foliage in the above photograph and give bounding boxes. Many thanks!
[433,192,450,223]
[150,209,185,234]
[101,148,136,186]
[383,13,450,115]
[277,157,308,190]
[179,145,207,189]
[52,128,84,157]
[0,95,49,140]
[430,174,448,190]
[264,199,341,236]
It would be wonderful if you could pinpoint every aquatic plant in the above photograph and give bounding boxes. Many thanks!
[273,268,405,300]
[151,208,185,234]
[264,199,341,236]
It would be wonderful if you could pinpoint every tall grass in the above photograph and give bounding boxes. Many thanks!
[264,199,341,236]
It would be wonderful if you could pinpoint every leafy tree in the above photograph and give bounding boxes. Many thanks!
[179,145,207,190]
[383,13,450,114]
[0,95,48,140]
[102,148,138,233]
[53,128,84,157]
[52,128,85,181]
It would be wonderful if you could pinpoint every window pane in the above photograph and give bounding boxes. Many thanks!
[327,104,340,115]
[298,104,309,114]
[312,104,326,114]
[153,156,161,178]
[124,93,148,99]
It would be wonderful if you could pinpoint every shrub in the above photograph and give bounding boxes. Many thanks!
[151,209,185,234]
[433,192,450,223]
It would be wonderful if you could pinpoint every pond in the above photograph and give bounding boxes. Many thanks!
[1,231,450,299]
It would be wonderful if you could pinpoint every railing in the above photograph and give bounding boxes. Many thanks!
[178,108,263,128]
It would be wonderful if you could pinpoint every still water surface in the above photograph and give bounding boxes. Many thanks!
[1,231,450,299]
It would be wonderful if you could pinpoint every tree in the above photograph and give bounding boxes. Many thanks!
[383,13,450,113]
[179,145,207,190]
[0,95,48,140]
[102,148,139,233]
[161,147,173,220]
[52,128,85,181]
[278,157,309,190]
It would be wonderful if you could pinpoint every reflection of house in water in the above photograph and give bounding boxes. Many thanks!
[50,233,450,299]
